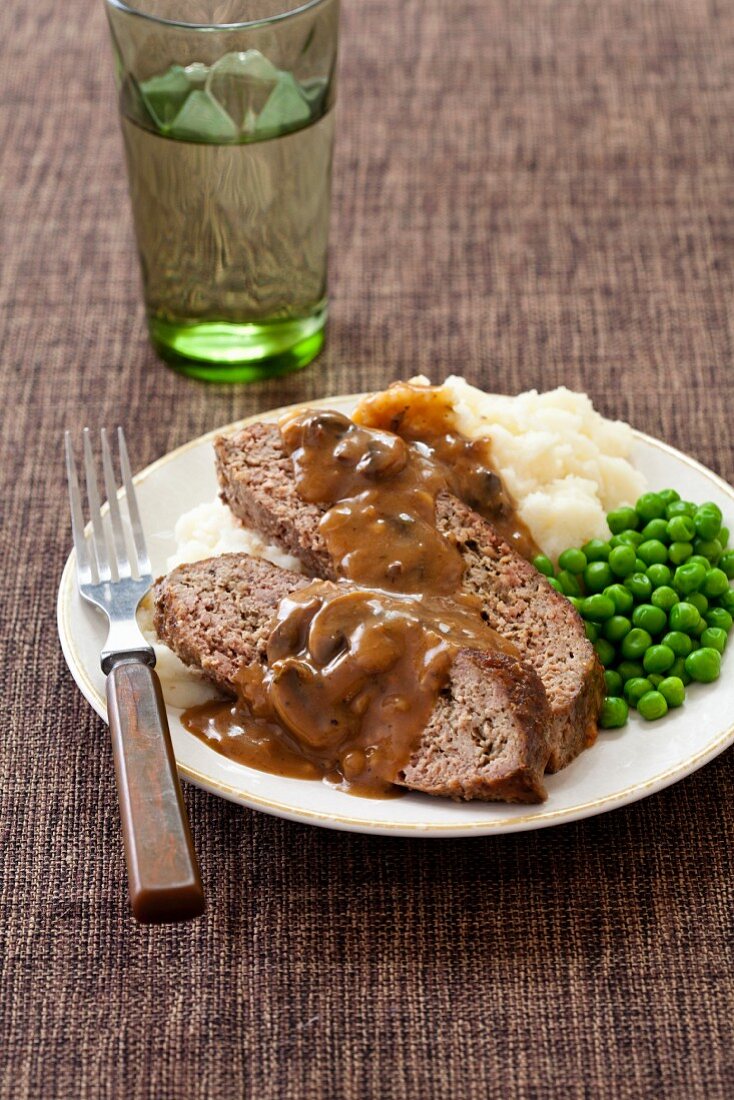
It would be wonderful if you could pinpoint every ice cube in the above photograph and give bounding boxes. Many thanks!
[168,90,239,143]
[300,76,328,112]
[206,50,281,133]
[140,65,193,130]
[183,62,209,89]
[255,72,311,138]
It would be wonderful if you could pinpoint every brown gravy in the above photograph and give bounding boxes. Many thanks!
[280,408,464,594]
[353,381,539,561]
[184,581,513,797]
[182,700,323,781]
[184,385,533,796]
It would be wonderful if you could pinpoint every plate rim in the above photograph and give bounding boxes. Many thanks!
[57,394,734,836]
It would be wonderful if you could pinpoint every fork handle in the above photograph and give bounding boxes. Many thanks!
[106,659,206,923]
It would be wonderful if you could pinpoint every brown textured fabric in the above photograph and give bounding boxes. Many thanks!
[2,0,733,1097]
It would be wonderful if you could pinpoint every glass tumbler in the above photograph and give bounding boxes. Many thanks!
[104,0,339,381]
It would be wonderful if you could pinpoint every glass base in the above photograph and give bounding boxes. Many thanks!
[148,306,327,382]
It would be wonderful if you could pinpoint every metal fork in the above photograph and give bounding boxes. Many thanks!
[65,427,205,924]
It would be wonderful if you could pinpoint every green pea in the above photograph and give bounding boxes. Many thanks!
[624,677,653,706]
[557,569,583,597]
[582,594,616,622]
[669,657,692,685]
[547,578,563,592]
[616,530,644,548]
[668,602,702,633]
[667,514,696,542]
[640,519,670,543]
[702,568,729,599]
[634,558,647,572]
[603,584,634,614]
[617,660,644,682]
[584,562,614,593]
[638,540,668,566]
[688,592,708,616]
[632,603,667,635]
[666,500,696,519]
[694,537,722,564]
[716,589,734,614]
[558,548,587,574]
[651,586,679,612]
[694,505,722,540]
[621,628,653,660]
[568,596,583,612]
[637,690,668,721]
[661,631,693,657]
[647,673,664,688]
[533,554,555,578]
[646,563,672,588]
[582,539,611,562]
[607,506,639,534]
[700,627,727,654]
[600,696,629,729]
[687,555,711,571]
[625,573,653,601]
[719,527,730,548]
[635,493,666,522]
[658,489,681,506]
[668,542,693,565]
[685,647,722,683]
[603,615,632,643]
[673,562,706,594]
[673,547,708,576]
[604,670,624,696]
[643,644,676,674]
[608,544,637,578]
[594,639,617,667]
[719,550,734,579]
[584,621,599,643]
[704,607,733,633]
[658,676,685,708]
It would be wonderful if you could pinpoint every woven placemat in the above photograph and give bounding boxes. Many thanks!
[1,0,733,1096]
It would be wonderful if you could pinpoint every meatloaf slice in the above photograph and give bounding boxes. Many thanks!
[153,553,311,689]
[215,423,604,772]
[153,553,550,803]
[435,494,604,771]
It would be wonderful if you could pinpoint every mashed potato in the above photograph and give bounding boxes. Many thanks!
[166,497,303,573]
[434,377,646,560]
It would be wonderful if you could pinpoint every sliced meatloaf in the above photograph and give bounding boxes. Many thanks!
[153,553,551,803]
[215,423,605,772]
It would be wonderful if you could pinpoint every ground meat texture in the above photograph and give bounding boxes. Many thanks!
[153,553,550,803]
[215,424,605,772]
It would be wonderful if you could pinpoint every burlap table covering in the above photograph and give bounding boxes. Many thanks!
[2,0,733,1096]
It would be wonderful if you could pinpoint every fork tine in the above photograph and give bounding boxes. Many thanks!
[83,427,111,582]
[118,427,151,577]
[101,428,131,580]
[65,432,93,585]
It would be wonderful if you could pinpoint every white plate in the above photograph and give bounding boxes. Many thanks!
[57,395,734,837]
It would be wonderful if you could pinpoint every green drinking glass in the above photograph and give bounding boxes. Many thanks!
[104,0,339,381]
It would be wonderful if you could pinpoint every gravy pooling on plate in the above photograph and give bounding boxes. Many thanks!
[183,388,537,795]
[184,581,515,796]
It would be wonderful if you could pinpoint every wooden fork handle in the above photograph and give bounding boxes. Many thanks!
[106,659,206,923]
